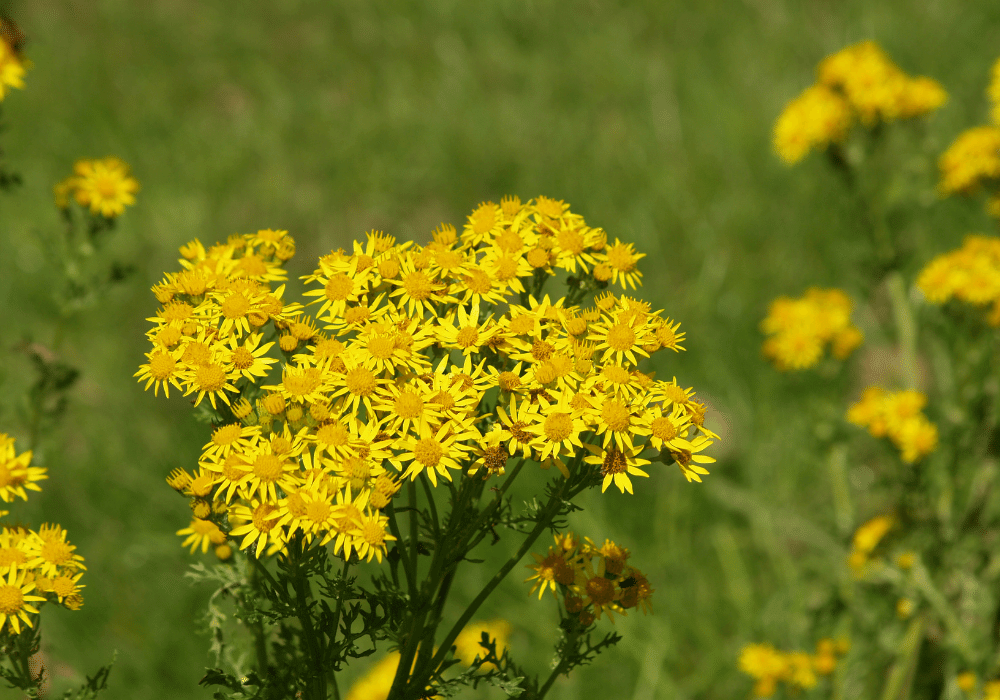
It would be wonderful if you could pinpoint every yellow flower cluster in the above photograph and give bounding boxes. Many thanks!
[773,85,852,165]
[525,531,653,623]
[53,157,140,218]
[938,56,1000,209]
[760,288,863,370]
[918,234,1000,324]
[0,434,86,637]
[846,514,893,575]
[956,672,1000,699]
[0,20,26,102]
[344,620,509,700]
[738,638,847,698]
[775,41,946,164]
[137,197,717,560]
[847,387,938,464]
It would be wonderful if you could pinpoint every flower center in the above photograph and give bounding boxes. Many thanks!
[252,503,280,532]
[195,363,227,392]
[367,334,396,360]
[651,417,677,441]
[464,269,492,294]
[606,323,636,351]
[601,399,630,432]
[402,271,433,301]
[498,372,521,391]
[221,292,251,319]
[41,540,72,566]
[394,391,424,419]
[456,327,479,348]
[363,520,385,546]
[543,413,573,443]
[585,576,615,605]
[345,366,377,396]
[414,439,444,467]
[0,584,24,615]
[601,447,628,475]
[253,454,284,482]
[212,424,243,447]
[325,274,353,301]
[531,339,554,361]
[148,351,177,380]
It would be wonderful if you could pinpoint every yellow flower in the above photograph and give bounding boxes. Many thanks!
[71,157,140,218]
[0,38,26,101]
[176,518,227,554]
[0,434,47,503]
[898,75,948,118]
[990,56,1000,125]
[738,643,788,682]
[956,671,977,693]
[761,287,861,370]
[773,84,852,164]
[453,619,511,668]
[939,126,1000,195]
[583,443,650,494]
[0,566,45,635]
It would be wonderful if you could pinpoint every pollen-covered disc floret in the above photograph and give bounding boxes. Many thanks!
[761,287,864,371]
[525,532,653,624]
[138,198,717,561]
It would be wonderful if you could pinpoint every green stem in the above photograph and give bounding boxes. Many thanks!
[886,271,919,389]
[386,501,415,595]
[419,473,440,538]
[245,556,269,675]
[879,614,924,700]
[329,557,351,700]
[289,544,326,700]
[418,485,568,692]
[408,481,419,582]
[911,563,972,659]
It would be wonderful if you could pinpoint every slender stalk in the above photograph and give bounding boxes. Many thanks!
[419,473,440,538]
[245,555,269,675]
[886,271,919,389]
[408,481,419,581]
[537,656,570,699]
[386,501,415,595]
[879,614,924,700]
[418,487,567,688]
[289,543,326,700]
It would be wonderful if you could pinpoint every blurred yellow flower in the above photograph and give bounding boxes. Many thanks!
[939,126,1000,196]
[773,85,852,165]
[847,388,937,463]
[71,157,140,218]
[761,287,863,370]
[453,619,511,668]
[0,34,25,101]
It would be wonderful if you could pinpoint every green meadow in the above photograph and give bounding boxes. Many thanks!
[2,1,999,697]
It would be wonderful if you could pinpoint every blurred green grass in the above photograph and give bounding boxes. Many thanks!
[2,1,1000,697]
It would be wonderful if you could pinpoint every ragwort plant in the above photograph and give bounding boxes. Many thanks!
[137,196,718,699]
[739,43,1000,700]
[0,23,135,696]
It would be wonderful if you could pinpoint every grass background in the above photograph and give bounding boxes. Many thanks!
[2,0,1000,697]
